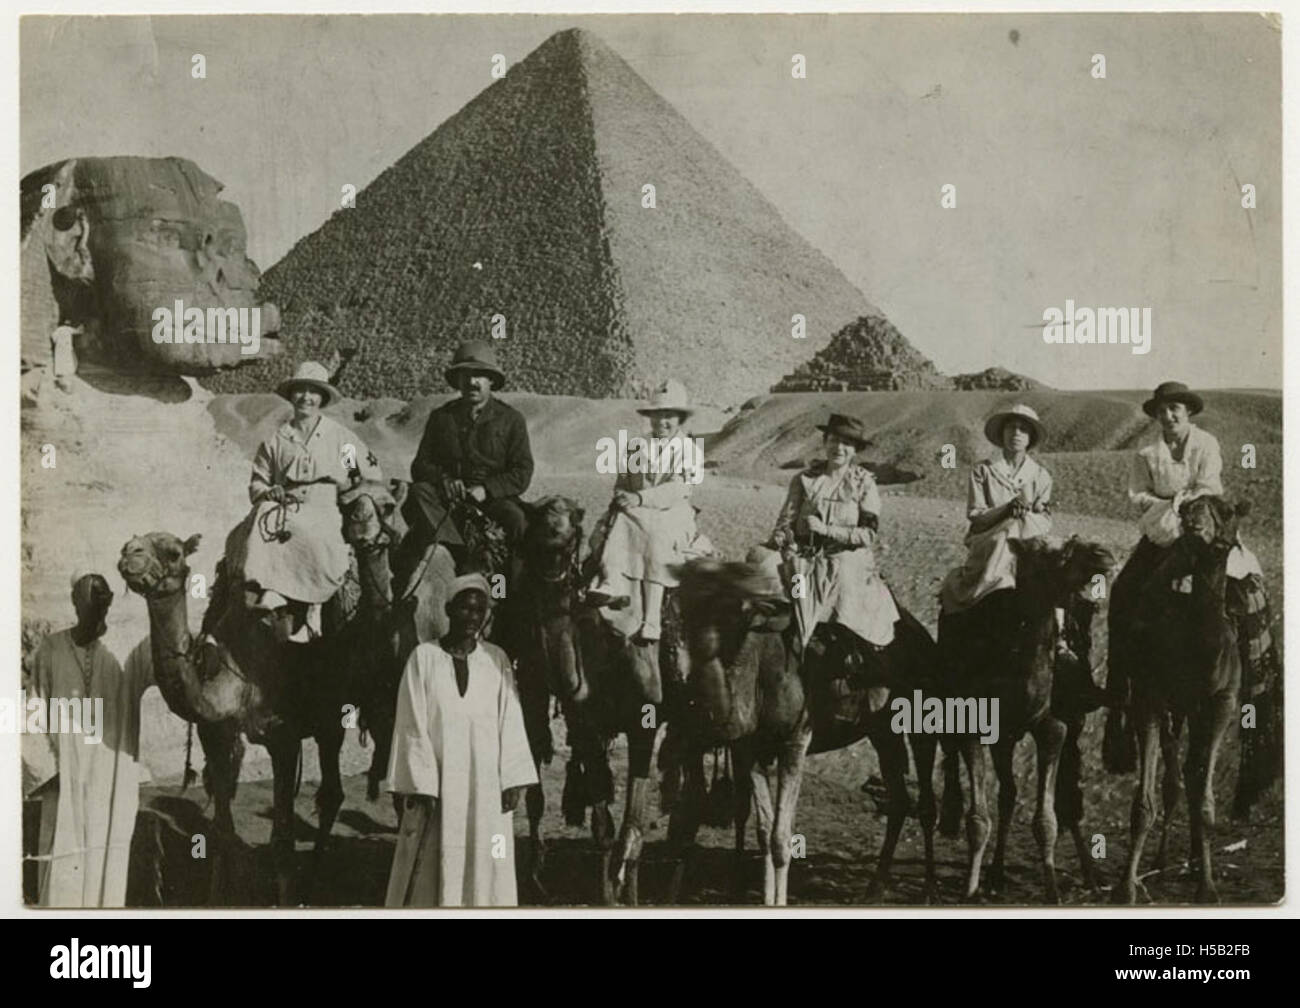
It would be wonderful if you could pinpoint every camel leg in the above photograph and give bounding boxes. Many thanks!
[750,757,777,905]
[1057,719,1098,891]
[524,781,547,901]
[665,745,707,904]
[588,746,617,906]
[1186,693,1235,903]
[911,733,940,902]
[1069,825,1097,892]
[1120,714,1161,904]
[1030,717,1067,905]
[1154,716,1181,870]
[987,738,1016,894]
[308,725,345,904]
[518,681,551,900]
[865,723,911,900]
[960,734,991,900]
[937,741,964,838]
[572,723,616,906]
[268,732,301,906]
[196,720,241,906]
[613,720,657,906]
[769,729,812,906]
[593,801,617,906]
[731,743,755,897]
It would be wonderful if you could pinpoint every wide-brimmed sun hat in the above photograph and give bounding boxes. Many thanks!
[277,361,340,407]
[984,403,1045,449]
[444,340,505,390]
[1142,380,1204,418]
[815,413,870,450]
[636,378,694,419]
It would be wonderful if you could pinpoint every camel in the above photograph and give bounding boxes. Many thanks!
[116,481,406,905]
[664,556,940,906]
[510,496,681,905]
[1114,496,1246,903]
[936,535,1115,903]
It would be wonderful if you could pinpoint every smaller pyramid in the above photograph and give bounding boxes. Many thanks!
[771,313,949,392]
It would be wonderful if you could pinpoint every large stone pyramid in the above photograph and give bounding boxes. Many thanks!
[206,27,888,406]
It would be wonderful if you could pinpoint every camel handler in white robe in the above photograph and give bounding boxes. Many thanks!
[229,361,383,644]
[764,413,899,652]
[23,572,154,907]
[385,573,538,907]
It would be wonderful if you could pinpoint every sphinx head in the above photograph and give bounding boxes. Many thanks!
[24,156,281,373]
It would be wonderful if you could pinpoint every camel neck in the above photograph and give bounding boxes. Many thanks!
[145,587,190,643]
[356,544,392,605]
[1190,547,1229,607]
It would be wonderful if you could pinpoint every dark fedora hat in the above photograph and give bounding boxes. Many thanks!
[444,340,505,390]
[1142,381,1203,418]
[815,413,870,449]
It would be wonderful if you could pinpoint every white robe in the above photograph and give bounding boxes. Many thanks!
[28,632,153,907]
[384,640,538,907]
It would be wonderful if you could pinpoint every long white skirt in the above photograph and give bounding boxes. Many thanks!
[940,511,1052,615]
[228,483,350,604]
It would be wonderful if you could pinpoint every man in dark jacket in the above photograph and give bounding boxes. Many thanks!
[392,340,534,596]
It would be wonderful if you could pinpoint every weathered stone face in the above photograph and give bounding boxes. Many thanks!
[21,156,280,373]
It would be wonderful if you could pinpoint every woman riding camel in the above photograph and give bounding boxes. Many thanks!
[939,403,1054,615]
[236,361,383,643]
[766,413,899,651]
[1105,381,1266,758]
[586,379,707,644]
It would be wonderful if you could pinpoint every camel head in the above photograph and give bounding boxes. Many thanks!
[118,531,201,598]
[1180,495,1247,554]
[1008,535,1116,605]
[673,555,791,666]
[521,496,584,584]
[339,478,403,550]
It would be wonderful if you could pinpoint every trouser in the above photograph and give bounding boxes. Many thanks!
[394,482,527,588]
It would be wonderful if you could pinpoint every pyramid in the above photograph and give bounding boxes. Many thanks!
[204,28,889,406]
[773,312,948,392]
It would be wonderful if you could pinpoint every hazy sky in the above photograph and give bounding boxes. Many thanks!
[20,13,1281,390]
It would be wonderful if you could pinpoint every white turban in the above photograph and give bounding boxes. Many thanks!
[447,572,493,604]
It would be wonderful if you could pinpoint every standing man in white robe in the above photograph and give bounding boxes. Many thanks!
[25,572,154,907]
[385,573,538,907]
